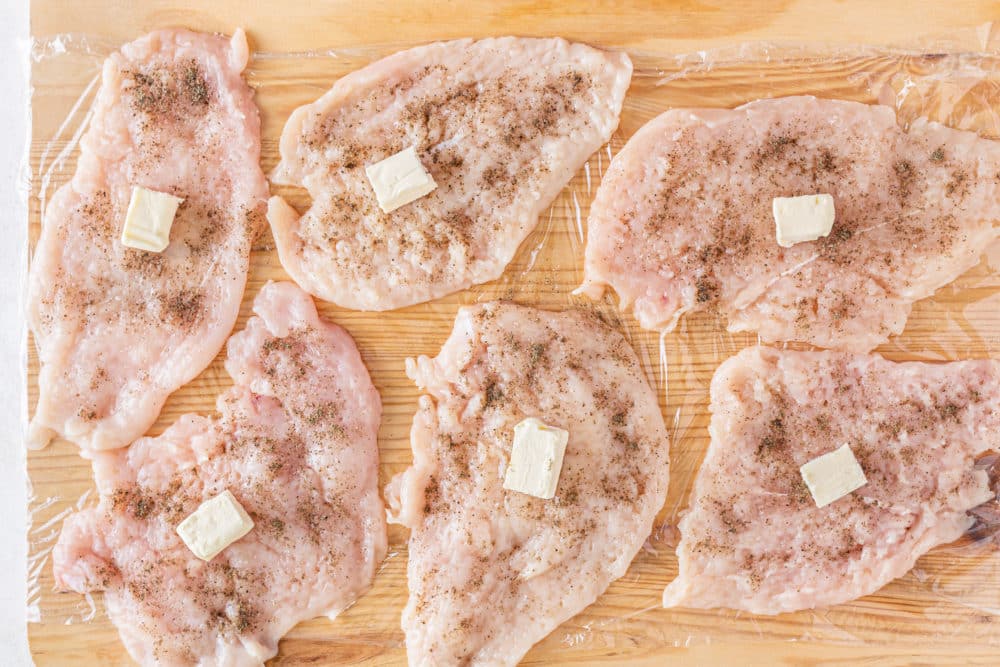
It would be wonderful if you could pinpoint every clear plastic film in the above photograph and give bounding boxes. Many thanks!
[25,24,1000,663]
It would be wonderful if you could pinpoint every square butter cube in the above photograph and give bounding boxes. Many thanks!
[176,489,254,561]
[773,193,835,248]
[121,186,184,252]
[800,444,868,508]
[365,146,437,213]
[503,417,569,500]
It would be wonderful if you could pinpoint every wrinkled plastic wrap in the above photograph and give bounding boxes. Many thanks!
[26,25,1000,663]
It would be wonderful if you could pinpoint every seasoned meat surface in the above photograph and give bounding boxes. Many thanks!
[665,346,1000,614]
[269,37,630,310]
[581,96,1000,351]
[53,282,386,666]
[29,28,268,451]
[387,302,669,666]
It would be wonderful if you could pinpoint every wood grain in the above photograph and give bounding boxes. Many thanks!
[26,1,1000,665]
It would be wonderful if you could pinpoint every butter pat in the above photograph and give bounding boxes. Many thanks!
[365,146,437,213]
[772,193,835,247]
[503,417,569,500]
[800,444,868,508]
[121,186,184,252]
[176,490,254,561]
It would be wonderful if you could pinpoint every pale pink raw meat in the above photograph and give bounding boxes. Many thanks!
[664,345,1000,614]
[580,96,1000,351]
[386,302,669,666]
[268,37,631,311]
[53,282,386,665]
[28,28,269,451]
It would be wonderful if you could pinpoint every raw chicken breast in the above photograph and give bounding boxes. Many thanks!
[28,28,269,451]
[268,37,631,310]
[581,96,1000,351]
[53,282,386,666]
[664,345,1000,614]
[386,302,669,666]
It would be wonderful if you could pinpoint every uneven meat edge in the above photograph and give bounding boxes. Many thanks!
[386,303,670,666]
[664,346,998,614]
[27,28,266,451]
[577,100,688,331]
[52,282,387,666]
[267,37,632,310]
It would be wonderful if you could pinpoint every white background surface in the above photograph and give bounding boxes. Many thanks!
[3,0,33,663]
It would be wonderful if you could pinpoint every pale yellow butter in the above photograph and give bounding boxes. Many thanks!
[800,443,868,508]
[121,186,184,252]
[503,417,569,500]
[365,146,437,213]
[773,193,835,248]
[176,489,254,561]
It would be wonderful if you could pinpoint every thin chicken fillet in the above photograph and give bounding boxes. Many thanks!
[665,346,1000,614]
[581,96,1000,351]
[269,37,630,310]
[29,28,268,451]
[387,302,669,665]
[53,282,386,665]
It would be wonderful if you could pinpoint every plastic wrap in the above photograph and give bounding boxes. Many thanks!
[26,26,1000,663]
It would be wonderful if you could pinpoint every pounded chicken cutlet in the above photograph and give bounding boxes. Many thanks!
[581,96,1000,351]
[28,28,268,451]
[665,346,1000,614]
[268,37,631,310]
[386,302,669,666]
[53,282,386,666]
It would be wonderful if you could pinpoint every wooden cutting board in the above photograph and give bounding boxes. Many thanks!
[27,1,1000,665]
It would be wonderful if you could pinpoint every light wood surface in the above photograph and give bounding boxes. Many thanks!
[26,1,1000,665]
